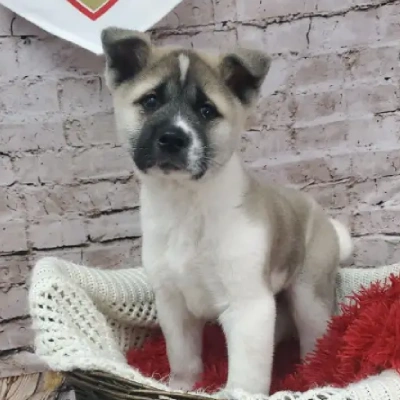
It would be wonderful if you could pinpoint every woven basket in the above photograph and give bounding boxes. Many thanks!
[65,370,217,400]
[29,257,400,400]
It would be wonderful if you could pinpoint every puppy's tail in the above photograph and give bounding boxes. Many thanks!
[330,219,353,263]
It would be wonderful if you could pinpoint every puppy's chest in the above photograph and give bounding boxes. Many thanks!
[164,213,229,319]
[145,202,266,320]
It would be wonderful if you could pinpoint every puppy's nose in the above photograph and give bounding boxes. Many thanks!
[157,128,190,153]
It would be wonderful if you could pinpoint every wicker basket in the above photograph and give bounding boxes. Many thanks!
[29,257,400,400]
[65,370,215,400]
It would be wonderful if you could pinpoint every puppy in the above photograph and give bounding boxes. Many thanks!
[101,27,353,395]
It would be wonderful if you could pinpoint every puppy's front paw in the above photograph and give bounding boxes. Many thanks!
[168,373,198,391]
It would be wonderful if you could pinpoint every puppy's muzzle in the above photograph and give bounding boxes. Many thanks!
[155,127,191,171]
[158,128,190,153]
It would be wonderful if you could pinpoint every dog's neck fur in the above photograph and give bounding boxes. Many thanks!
[140,152,250,212]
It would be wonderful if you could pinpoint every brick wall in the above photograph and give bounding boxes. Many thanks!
[1,0,400,377]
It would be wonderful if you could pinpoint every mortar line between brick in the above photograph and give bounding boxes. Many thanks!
[0,315,30,326]
[0,346,33,357]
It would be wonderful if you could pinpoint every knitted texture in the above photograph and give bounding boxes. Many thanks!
[29,257,400,400]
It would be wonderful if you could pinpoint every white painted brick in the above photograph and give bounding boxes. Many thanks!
[58,77,112,114]
[0,218,27,254]
[0,78,59,114]
[378,3,400,43]
[0,285,28,321]
[0,188,25,218]
[346,114,400,148]
[153,10,180,29]
[0,156,16,186]
[17,37,103,77]
[236,25,264,48]
[240,128,293,163]
[0,255,30,288]
[32,248,83,266]
[0,117,65,152]
[315,0,353,12]
[191,29,237,49]
[13,151,74,185]
[293,53,346,88]
[12,14,48,37]
[250,92,296,129]
[353,236,400,267]
[295,114,400,152]
[294,120,348,151]
[63,112,118,147]
[309,10,381,52]
[303,181,350,210]
[0,319,33,351]
[238,20,310,55]
[87,210,141,242]
[350,149,400,181]
[155,0,214,28]
[342,46,400,81]
[82,240,142,269]
[0,351,47,378]
[266,19,311,55]
[262,56,291,96]
[29,217,87,249]
[318,0,388,13]
[237,0,317,21]
[0,39,18,78]
[12,155,40,185]
[294,90,345,123]
[350,175,400,209]
[249,152,352,185]
[212,0,237,23]
[72,147,133,182]
[24,180,140,218]
[345,82,399,117]
[353,208,400,235]
[0,5,13,35]
[154,29,237,50]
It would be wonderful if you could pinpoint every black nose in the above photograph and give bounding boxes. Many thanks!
[157,129,190,153]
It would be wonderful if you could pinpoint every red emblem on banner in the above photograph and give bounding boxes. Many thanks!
[68,0,119,21]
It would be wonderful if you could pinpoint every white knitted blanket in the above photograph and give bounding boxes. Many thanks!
[29,257,400,400]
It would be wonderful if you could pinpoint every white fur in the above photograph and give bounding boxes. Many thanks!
[178,54,190,84]
[174,115,203,174]
[141,154,275,394]
[288,282,330,358]
[330,218,353,262]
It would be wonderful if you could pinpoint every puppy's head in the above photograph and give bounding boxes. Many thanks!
[101,27,271,180]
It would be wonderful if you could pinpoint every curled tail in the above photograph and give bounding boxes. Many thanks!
[329,219,353,263]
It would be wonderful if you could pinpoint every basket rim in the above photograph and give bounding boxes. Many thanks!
[66,370,220,400]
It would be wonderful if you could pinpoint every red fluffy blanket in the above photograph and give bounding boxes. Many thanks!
[127,274,400,393]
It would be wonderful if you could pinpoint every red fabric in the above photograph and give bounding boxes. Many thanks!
[127,274,400,393]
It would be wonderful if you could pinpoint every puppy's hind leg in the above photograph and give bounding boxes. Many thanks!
[287,221,339,359]
[287,276,335,358]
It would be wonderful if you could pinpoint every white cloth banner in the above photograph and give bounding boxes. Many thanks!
[0,0,183,54]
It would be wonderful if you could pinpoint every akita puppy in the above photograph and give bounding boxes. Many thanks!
[101,27,352,395]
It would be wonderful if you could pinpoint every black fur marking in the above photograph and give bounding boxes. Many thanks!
[222,55,260,104]
[104,37,150,86]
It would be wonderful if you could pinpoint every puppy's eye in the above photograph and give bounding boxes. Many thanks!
[140,93,159,111]
[200,103,218,120]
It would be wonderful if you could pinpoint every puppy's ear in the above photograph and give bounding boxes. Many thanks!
[101,27,152,90]
[220,48,271,105]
